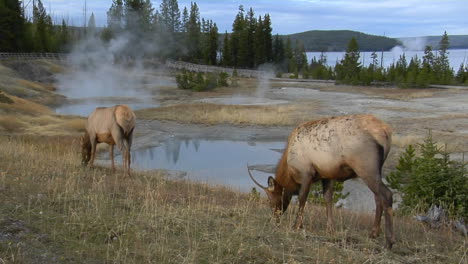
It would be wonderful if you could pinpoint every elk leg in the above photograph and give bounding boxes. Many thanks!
[126,147,131,177]
[293,173,314,230]
[122,140,130,177]
[109,145,115,173]
[360,172,395,249]
[88,137,97,168]
[127,135,133,177]
[322,179,335,232]
[370,194,383,238]
[380,182,395,249]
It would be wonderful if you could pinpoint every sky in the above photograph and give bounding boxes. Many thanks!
[29,0,468,38]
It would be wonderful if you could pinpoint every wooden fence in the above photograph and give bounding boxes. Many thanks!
[166,59,267,78]
[0,52,67,60]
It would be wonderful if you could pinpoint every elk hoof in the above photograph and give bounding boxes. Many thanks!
[326,224,335,233]
[369,228,380,239]
[293,222,303,230]
[385,238,395,250]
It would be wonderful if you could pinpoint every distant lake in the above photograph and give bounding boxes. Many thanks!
[307,48,468,70]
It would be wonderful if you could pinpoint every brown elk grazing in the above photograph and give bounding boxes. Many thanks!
[81,105,136,177]
[248,114,395,249]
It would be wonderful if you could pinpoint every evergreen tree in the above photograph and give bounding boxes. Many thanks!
[107,0,124,32]
[230,5,245,67]
[254,15,265,66]
[272,34,284,65]
[33,0,52,52]
[0,0,27,51]
[263,14,273,62]
[335,37,361,84]
[221,32,232,66]
[181,6,188,32]
[243,7,256,68]
[186,2,201,62]
[87,12,96,36]
[160,0,181,33]
[59,19,70,52]
[293,39,308,74]
[434,31,453,84]
[207,22,218,65]
[284,37,293,72]
[455,63,467,84]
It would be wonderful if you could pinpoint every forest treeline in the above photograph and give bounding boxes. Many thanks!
[1,0,467,87]
[306,33,468,87]
[286,30,400,52]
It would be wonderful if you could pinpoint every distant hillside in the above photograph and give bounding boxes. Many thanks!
[399,35,468,50]
[285,30,400,52]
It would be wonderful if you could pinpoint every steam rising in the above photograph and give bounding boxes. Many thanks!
[57,34,154,99]
[400,37,428,51]
[256,64,275,99]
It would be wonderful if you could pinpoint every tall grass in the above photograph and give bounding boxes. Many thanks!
[0,136,466,263]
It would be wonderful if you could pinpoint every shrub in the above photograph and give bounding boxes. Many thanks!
[308,181,348,205]
[387,132,468,218]
[176,71,229,91]
[218,72,229,87]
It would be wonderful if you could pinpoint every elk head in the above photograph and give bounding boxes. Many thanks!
[247,166,292,217]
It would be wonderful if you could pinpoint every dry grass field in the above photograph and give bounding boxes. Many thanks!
[0,136,466,263]
[135,102,320,126]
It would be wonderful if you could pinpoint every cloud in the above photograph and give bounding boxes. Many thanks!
[37,0,467,37]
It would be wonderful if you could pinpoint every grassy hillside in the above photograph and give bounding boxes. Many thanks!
[0,60,85,136]
[286,30,400,52]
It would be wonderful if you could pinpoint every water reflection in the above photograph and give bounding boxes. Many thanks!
[131,137,284,192]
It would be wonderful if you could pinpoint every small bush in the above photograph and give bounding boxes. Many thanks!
[387,132,468,218]
[176,71,229,92]
[218,72,229,87]
[308,181,348,205]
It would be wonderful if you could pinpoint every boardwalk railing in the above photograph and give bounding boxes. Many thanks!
[0,52,67,60]
[166,59,267,78]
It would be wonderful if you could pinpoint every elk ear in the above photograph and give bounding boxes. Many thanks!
[267,176,276,192]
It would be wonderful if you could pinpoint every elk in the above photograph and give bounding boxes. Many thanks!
[248,114,395,248]
[81,105,136,177]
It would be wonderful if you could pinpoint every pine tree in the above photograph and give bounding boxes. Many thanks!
[160,0,181,33]
[254,15,265,66]
[272,34,284,64]
[230,5,245,67]
[222,31,232,66]
[434,31,453,84]
[285,37,293,72]
[33,0,52,52]
[107,0,124,32]
[186,2,201,62]
[181,7,188,32]
[0,0,27,51]
[243,7,256,68]
[455,63,467,84]
[336,37,361,84]
[262,14,273,63]
[87,12,96,36]
[59,19,70,52]
[207,22,218,65]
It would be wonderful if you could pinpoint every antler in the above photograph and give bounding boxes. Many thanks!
[247,164,267,190]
